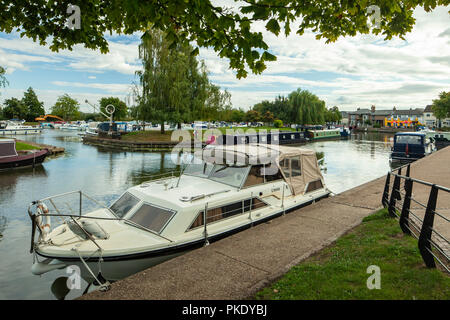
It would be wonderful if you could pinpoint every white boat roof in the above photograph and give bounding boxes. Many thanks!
[195,143,315,165]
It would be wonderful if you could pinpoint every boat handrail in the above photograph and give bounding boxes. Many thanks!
[27,190,174,252]
[139,170,182,183]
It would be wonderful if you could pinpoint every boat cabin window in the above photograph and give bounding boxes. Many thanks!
[243,165,264,187]
[395,135,423,145]
[263,165,284,182]
[110,192,140,218]
[129,203,175,233]
[279,159,290,178]
[290,157,302,177]
[209,165,249,188]
[189,198,268,230]
[305,180,323,193]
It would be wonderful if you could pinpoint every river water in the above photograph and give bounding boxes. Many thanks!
[0,130,395,299]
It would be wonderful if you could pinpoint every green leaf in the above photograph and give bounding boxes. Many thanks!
[266,18,281,36]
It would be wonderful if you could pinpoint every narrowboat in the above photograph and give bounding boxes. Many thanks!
[0,139,48,171]
[305,126,341,140]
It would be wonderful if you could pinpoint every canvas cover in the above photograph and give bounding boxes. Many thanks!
[0,139,18,159]
[196,144,324,194]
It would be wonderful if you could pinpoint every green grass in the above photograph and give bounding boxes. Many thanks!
[255,209,450,300]
[15,141,40,151]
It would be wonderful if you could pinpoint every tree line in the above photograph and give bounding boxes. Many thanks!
[0,86,129,122]
[252,89,342,126]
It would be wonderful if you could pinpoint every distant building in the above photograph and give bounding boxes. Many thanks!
[347,106,424,127]
[423,105,450,128]
[340,111,349,125]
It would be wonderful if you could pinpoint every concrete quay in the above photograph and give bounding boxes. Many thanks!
[82,147,450,300]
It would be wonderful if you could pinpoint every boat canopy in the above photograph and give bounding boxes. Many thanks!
[0,139,18,159]
[194,144,325,195]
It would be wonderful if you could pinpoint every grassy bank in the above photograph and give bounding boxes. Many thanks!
[255,209,450,300]
[15,141,40,151]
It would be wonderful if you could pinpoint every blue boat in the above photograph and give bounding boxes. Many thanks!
[390,132,436,162]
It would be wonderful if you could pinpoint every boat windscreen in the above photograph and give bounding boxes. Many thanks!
[396,135,423,145]
[110,192,140,218]
[183,159,214,178]
[208,165,249,188]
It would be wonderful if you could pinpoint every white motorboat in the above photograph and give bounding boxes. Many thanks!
[0,121,42,135]
[27,144,330,286]
[60,123,81,131]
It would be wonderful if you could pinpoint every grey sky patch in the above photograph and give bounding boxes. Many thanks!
[428,56,450,67]
[360,83,443,96]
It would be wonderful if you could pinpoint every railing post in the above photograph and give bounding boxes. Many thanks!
[404,164,411,191]
[79,191,82,216]
[203,202,209,246]
[399,178,413,235]
[382,172,390,208]
[388,174,401,217]
[418,185,438,268]
[249,193,253,226]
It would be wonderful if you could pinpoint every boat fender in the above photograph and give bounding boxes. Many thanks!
[31,259,66,275]
[80,220,109,240]
[36,203,51,237]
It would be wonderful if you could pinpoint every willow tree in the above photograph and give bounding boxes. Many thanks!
[136,29,210,133]
[0,66,7,89]
[288,88,327,125]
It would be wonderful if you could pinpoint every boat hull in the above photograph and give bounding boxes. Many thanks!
[0,128,42,135]
[35,191,330,282]
[0,149,48,171]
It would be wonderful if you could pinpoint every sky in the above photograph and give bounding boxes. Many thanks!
[0,3,449,114]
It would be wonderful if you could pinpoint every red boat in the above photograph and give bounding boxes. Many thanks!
[0,139,48,171]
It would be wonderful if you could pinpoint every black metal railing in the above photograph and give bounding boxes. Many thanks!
[382,163,450,273]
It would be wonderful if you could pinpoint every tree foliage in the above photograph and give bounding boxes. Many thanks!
[51,94,80,121]
[252,88,340,125]
[2,97,27,119]
[432,91,450,121]
[0,66,7,90]
[2,87,46,120]
[1,1,447,78]
[22,87,45,121]
[99,97,128,120]
[136,29,230,132]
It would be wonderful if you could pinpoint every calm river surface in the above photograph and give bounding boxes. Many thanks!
[0,129,394,299]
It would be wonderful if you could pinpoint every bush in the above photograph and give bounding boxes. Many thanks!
[373,123,381,128]
[274,119,283,128]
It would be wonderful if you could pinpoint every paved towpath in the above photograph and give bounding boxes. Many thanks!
[82,147,450,300]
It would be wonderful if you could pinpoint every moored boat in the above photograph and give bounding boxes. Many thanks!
[27,144,330,285]
[390,132,436,162]
[0,121,42,135]
[0,139,48,171]
[305,126,341,140]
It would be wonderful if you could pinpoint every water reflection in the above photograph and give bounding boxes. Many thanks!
[0,130,397,299]
[0,216,7,242]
